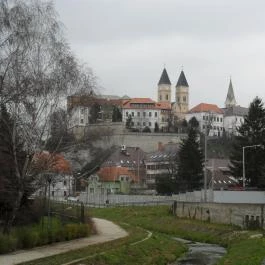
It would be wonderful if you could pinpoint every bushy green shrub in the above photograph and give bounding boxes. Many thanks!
[16,227,39,249]
[0,233,17,254]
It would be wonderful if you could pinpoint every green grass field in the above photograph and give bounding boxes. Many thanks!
[20,205,265,265]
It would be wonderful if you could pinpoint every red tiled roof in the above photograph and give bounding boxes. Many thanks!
[155,102,171,110]
[189,103,223,114]
[123,98,171,110]
[97,167,140,183]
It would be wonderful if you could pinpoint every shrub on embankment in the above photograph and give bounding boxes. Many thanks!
[0,217,93,254]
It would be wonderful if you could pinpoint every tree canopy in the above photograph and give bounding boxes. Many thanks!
[230,97,265,188]
[177,128,204,191]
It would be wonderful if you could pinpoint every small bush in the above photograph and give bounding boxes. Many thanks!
[0,233,17,254]
[16,227,39,249]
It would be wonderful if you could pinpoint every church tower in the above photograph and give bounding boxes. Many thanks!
[174,70,189,119]
[157,68,171,103]
[225,78,237,108]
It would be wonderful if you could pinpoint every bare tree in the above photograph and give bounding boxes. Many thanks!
[0,0,96,232]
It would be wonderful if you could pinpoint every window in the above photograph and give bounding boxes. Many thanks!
[81,108,84,114]
[131,122,134,126]
[90,188,94,194]
[166,94,168,100]
[155,112,157,117]
[203,125,205,129]
[183,96,186,102]
[214,117,216,121]
[80,118,84,124]
[143,122,146,126]
[206,116,208,121]
[132,112,134,117]
[220,117,223,122]
[137,112,140,117]
[143,112,146,117]
[217,117,219,122]
[214,126,216,130]
[63,180,67,186]
[203,116,205,120]
[137,122,140,126]
[159,95,162,100]
[149,122,151,127]
[149,112,152,117]
[177,97,180,102]
[126,111,128,117]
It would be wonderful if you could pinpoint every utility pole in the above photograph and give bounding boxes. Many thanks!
[204,132,207,202]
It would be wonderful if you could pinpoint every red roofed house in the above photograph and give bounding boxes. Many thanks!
[33,152,74,199]
[95,145,146,194]
[186,103,224,136]
[122,98,171,132]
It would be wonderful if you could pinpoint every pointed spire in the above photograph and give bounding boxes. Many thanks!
[176,70,189,87]
[158,68,171,85]
[225,78,237,108]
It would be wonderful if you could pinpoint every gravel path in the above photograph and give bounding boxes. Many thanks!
[0,218,128,265]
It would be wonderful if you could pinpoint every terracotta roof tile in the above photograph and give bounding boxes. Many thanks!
[189,103,223,114]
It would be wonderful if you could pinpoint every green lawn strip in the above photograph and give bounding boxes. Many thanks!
[218,238,265,265]
[70,232,187,265]
[91,206,265,265]
[91,206,237,245]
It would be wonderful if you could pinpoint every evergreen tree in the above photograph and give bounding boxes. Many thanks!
[112,106,122,122]
[125,114,132,129]
[89,103,101,123]
[177,128,204,191]
[230,97,265,188]
[188,116,199,130]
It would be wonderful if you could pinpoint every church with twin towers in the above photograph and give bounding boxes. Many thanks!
[156,67,247,135]
[157,68,189,120]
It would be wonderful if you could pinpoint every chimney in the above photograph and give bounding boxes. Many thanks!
[158,142,164,151]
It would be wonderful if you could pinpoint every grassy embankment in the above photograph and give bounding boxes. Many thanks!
[20,205,265,265]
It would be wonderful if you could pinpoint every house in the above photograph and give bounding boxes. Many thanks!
[186,103,224,136]
[206,158,239,190]
[145,142,179,190]
[95,145,146,194]
[33,152,73,199]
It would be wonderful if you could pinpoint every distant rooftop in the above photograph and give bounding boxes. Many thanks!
[223,106,248,117]
[189,103,223,114]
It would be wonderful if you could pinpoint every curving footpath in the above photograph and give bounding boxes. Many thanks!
[0,218,128,265]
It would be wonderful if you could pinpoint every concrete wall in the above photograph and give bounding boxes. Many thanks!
[173,190,265,204]
[173,201,265,229]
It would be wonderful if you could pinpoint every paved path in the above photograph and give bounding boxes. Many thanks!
[0,218,128,265]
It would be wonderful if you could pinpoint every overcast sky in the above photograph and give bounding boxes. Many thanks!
[54,0,265,108]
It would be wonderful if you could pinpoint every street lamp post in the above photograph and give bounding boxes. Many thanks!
[242,144,262,189]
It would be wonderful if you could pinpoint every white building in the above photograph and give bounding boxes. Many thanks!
[223,79,248,135]
[122,98,171,132]
[223,106,248,136]
[186,103,224,136]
